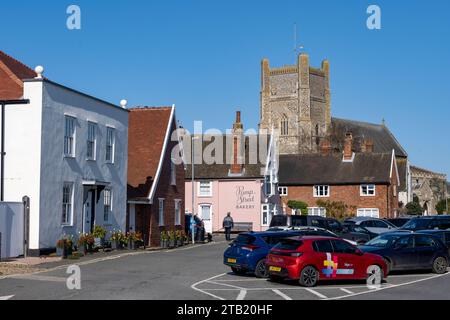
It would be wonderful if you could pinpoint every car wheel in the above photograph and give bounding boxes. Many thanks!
[432,257,448,274]
[254,260,269,278]
[366,265,383,287]
[231,267,247,275]
[298,266,319,287]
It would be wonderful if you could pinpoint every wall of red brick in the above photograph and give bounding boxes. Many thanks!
[281,184,398,218]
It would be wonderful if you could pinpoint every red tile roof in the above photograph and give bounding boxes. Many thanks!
[0,50,37,80]
[127,106,174,200]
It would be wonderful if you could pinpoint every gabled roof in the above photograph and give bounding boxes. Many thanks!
[127,106,175,202]
[279,152,397,186]
[0,50,37,80]
[330,118,408,158]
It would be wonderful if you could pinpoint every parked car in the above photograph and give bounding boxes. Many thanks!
[400,215,450,232]
[268,226,359,246]
[223,231,301,278]
[416,230,450,254]
[358,232,449,274]
[339,224,378,245]
[266,236,388,287]
[269,215,343,233]
[385,217,413,228]
[344,217,397,235]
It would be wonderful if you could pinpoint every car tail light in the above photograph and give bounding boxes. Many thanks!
[242,244,260,251]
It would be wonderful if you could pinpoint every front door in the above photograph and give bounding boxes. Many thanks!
[199,205,212,234]
[83,190,95,234]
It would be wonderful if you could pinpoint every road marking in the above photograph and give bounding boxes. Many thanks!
[213,278,268,282]
[272,289,292,300]
[191,273,227,300]
[305,288,328,299]
[10,275,66,282]
[0,295,14,300]
[326,272,450,300]
[340,288,354,294]
[236,290,247,300]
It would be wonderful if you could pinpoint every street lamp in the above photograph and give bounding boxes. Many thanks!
[1,99,30,201]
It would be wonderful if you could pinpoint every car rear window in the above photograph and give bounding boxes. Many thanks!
[402,218,432,230]
[234,234,256,245]
[270,215,287,227]
[273,239,303,251]
[291,216,307,227]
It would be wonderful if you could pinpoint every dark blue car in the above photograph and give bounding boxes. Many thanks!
[224,228,341,278]
[359,232,449,274]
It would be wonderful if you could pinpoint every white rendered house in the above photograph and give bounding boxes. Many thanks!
[0,51,129,255]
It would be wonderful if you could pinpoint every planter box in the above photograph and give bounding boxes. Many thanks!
[111,241,121,250]
[56,247,68,259]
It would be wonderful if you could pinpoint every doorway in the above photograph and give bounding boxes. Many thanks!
[199,204,212,234]
[83,190,96,234]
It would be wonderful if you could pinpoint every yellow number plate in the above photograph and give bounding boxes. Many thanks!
[227,258,237,263]
[269,266,282,272]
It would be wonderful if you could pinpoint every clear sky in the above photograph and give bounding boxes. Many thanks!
[1,0,449,177]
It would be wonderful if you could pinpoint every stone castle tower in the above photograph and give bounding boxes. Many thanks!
[259,53,331,155]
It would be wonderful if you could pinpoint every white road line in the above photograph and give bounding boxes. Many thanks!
[207,280,245,290]
[213,278,268,282]
[0,295,14,300]
[191,273,227,300]
[272,289,292,300]
[340,288,354,294]
[326,272,450,300]
[10,275,66,282]
[236,290,247,300]
[305,288,328,299]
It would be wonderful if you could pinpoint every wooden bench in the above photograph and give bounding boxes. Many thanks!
[232,222,253,233]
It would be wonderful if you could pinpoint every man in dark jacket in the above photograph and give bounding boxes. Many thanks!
[223,212,234,241]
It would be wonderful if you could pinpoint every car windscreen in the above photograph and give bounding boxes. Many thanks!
[234,234,256,245]
[272,239,303,251]
[291,216,307,227]
[365,234,401,247]
[401,218,431,230]
[270,215,287,227]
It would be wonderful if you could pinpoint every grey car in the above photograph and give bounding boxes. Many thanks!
[344,217,398,235]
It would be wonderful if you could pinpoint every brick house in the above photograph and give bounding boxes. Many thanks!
[127,106,185,247]
[278,133,400,219]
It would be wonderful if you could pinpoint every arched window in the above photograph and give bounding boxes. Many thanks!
[280,115,288,136]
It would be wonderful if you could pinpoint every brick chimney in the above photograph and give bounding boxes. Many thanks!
[230,111,244,174]
[320,138,331,156]
[343,132,353,161]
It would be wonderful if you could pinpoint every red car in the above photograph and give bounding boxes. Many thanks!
[266,236,388,287]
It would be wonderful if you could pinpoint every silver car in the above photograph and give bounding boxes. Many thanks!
[344,217,398,235]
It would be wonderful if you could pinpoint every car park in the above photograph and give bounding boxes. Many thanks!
[344,217,397,235]
[358,232,449,274]
[269,215,343,233]
[266,236,388,287]
[400,215,450,231]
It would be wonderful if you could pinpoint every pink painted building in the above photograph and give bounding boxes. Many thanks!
[184,112,280,233]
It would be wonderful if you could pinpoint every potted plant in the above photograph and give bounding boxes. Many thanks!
[77,233,89,255]
[168,231,176,248]
[56,238,68,258]
[127,232,142,250]
[93,225,107,247]
[120,231,129,249]
[160,231,168,248]
[110,230,124,250]
[176,230,183,247]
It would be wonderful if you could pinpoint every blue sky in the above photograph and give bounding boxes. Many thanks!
[1,0,449,177]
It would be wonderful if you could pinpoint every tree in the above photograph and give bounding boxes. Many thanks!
[436,199,449,215]
[316,200,356,220]
[405,201,423,215]
[287,200,308,215]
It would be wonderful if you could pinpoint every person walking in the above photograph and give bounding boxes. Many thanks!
[223,212,234,241]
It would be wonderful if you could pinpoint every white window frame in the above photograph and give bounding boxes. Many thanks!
[198,181,212,197]
[64,116,76,157]
[106,127,115,164]
[158,198,165,226]
[308,207,327,217]
[261,204,276,227]
[87,121,97,161]
[278,186,288,197]
[174,199,182,226]
[103,188,112,222]
[62,182,74,226]
[170,161,176,186]
[357,208,380,218]
[360,184,376,197]
[314,185,330,198]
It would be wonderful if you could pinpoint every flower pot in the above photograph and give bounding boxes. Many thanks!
[56,247,68,259]
[169,240,175,248]
[78,244,87,256]
[128,241,136,250]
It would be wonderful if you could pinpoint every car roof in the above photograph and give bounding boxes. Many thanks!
[346,217,379,221]
[410,215,450,220]
[285,236,338,241]
[240,231,299,237]
[416,229,450,234]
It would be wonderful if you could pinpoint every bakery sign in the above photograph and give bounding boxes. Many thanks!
[235,186,256,210]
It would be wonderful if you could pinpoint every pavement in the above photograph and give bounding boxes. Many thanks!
[1,235,450,300]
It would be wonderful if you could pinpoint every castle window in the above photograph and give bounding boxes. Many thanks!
[280,116,289,136]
